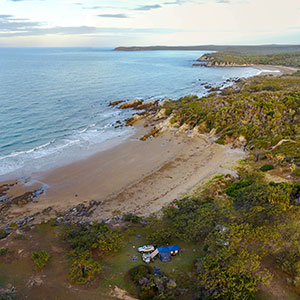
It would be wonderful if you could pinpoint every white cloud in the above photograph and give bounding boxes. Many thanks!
[0,0,300,46]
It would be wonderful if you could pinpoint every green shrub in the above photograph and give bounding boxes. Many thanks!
[260,164,275,172]
[147,228,172,245]
[139,286,156,300]
[68,251,101,285]
[129,265,153,284]
[123,213,142,223]
[226,180,253,197]
[0,229,9,240]
[61,222,123,284]
[13,234,27,240]
[233,182,270,209]
[32,250,51,270]
[216,136,225,145]
[9,222,18,229]
[276,250,299,276]
[293,167,300,177]
[61,222,123,255]
[0,248,9,256]
[22,225,31,232]
[203,244,209,252]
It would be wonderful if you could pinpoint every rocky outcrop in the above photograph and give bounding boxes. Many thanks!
[0,283,16,298]
[125,113,148,126]
[56,200,102,224]
[135,100,158,110]
[119,99,143,109]
[0,183,16,200]
[0,185,47,228]
[11,188,45,206]
[109,100,124,106]
[140,127,161,141]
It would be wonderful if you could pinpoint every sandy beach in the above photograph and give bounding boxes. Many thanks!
[0,120,245,226]
[252,64,298,75]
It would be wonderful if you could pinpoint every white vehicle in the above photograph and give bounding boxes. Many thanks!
[142,253,151,264]
[138,245,155,253]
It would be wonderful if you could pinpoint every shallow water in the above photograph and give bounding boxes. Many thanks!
[0,47,259,179]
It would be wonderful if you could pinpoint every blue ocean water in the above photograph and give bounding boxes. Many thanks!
[0,47,259,179]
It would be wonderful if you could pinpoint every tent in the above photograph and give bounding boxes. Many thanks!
[159,252,171,262]
[157,245,180,255]
[157,245,180,262]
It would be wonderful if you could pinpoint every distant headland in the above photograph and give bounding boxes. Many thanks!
[114,44,300,54]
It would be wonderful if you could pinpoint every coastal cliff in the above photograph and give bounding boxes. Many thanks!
[197,54,252,67]
[197,51,300,68]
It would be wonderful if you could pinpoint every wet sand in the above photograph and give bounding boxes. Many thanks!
[0,123,245,225]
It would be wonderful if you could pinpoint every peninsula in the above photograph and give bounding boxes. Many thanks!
[114,44,300,54]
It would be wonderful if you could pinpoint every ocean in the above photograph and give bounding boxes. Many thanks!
[0,47,260,179]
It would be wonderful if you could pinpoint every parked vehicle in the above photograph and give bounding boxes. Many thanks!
[138,245,155,253]
[142,253,151,264]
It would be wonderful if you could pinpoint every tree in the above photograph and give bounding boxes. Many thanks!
[68,251,101,284]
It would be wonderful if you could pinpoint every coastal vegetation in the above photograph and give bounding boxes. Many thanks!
[162,74,300,173]
[0,229,9,240]
[198,51,300,67]
[31,250,51,270]
[60,222,123,284]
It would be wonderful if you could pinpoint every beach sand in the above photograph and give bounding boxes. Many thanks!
[0,122,245,226]
[251,65,298,76]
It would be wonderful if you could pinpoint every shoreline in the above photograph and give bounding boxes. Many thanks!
[0,121,245,227]
[1,63,290,227]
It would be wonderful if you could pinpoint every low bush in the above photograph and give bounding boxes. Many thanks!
[22,225,31,232]
[0,229,9,240]
[260,164,275,172]
[32,250,51,270]
[0,248,9,256]
[147,228,172,245]
[276,250,299,276]
[9,222,18,229]
[123,213,142,223]
[226,180,253,197]
[293,167,300,177]
[129,265,153,284]
[13,234,26,240]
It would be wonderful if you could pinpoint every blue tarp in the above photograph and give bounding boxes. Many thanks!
[157,245,180,253]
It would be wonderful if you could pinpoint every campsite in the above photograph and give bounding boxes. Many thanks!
[97,224,203,296]
[138,244,180,263]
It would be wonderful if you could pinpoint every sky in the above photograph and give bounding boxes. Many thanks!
[0,0,300,47]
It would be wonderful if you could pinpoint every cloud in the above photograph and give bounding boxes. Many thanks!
[134,4,162,11]
[97,13,129,18]
[0,13,188,38]
[0,15,14,19]
[0,26,97,37]
[217,0,231,3]
[8,0,44,1]
[163,0,198,5]
[0,14,41,32]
